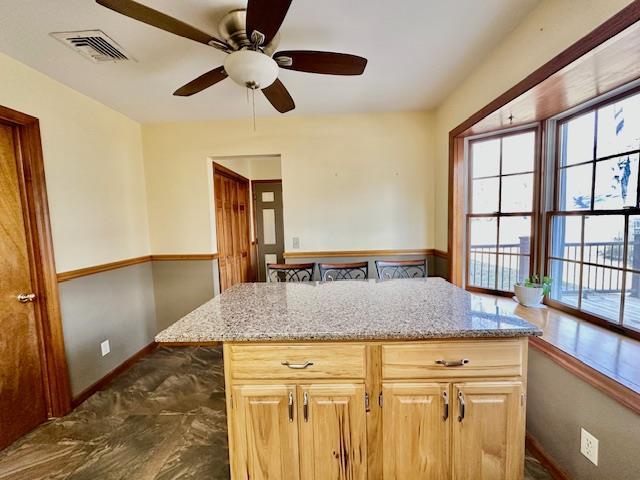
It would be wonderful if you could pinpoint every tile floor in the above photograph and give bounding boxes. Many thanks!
[0,347,553,479]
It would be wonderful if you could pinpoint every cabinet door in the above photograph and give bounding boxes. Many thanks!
[382,383,450,480]
[231,384,300,480]
[299,383,367,480]
[452,381,524,480]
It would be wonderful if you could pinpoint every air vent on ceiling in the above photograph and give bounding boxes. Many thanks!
[51,30,133,63]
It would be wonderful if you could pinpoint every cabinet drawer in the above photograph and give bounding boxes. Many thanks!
[228,343,366,380]
[382,340,524,379]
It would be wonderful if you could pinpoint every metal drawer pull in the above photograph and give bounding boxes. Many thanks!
[303,392,309,422]
[435,358,469,367]
[281,360,314,369]
[442,391,449,421]
[457,391,465,422]
[288,392,294,422]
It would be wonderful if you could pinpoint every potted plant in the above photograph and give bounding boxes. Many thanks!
[514,275,552,307]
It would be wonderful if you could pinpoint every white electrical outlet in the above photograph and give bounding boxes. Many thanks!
[292,237,300,249]
[580,427,599,466]
[100,339,110,357]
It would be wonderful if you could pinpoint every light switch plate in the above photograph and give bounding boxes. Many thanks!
[580,427,599,466]
[100,339,110,357]
[292,237,300,249]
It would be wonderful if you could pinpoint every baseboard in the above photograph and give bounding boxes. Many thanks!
[71,341,158,407]
[526,432,571,480]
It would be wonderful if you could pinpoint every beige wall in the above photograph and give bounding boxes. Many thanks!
[0,52,150,272]
[433,0,634,251]
[216,155,282,181]
[0,53,157,395]
[142,112,435,255]
[528,348,640,479]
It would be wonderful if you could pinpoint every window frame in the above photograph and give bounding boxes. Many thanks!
[465,126,541,296]
[544,85,640,341]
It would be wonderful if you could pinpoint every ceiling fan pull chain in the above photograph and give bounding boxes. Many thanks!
[252,88,257,132]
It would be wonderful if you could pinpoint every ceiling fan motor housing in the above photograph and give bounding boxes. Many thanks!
[218,9,280,55]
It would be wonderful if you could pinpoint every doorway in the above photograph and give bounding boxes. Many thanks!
[214,163,252,292]
[0,106,71,450]
[253,180,285,282]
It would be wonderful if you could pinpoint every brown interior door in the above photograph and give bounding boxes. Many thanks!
[214,166,251,292]
[0,122,48,450]
[253,181,284,282]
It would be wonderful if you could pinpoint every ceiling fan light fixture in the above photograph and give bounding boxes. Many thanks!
[223,50,278,89]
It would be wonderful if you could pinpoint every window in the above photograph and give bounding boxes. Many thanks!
[548,89,640,333]
[466,130,537,292]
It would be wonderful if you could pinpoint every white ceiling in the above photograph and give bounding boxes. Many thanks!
[0,0,539,123]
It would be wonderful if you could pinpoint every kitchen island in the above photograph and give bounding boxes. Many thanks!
[156,278,541,480]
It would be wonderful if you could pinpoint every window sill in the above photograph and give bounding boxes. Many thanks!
[472,293,640,415]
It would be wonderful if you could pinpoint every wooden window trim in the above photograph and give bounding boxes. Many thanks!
[449,1,640,287]
[0,105,72,416]
[449,2,640,341]
[529,335,640,414]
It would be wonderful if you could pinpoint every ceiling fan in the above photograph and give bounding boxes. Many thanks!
[96,0,368,113]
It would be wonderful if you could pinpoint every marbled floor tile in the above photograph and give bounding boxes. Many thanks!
[66,415,186,480]
[154,444,230,480]
[0,347,552,480]
[524,454,553,480]
[154,415,230,480]
[0,443,94,480]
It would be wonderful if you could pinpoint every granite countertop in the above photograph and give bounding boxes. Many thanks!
[155,278,542,343]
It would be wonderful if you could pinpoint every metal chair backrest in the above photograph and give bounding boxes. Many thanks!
[375,259,427,279]
[267,263,315,282]
[318,262,368,281]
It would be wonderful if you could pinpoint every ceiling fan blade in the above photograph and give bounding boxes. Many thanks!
[246,0,292,46]
[96,0,227,47]
[174,66,228,96]
[262,79,295,113]
[274,50,367,75]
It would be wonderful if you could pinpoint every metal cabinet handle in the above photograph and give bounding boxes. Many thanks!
[17,293,37,303]
[281,360,314,369]
[442,390,449,421]
[303,392,309,422]
[288,392,294,422]
[435,359,469,367]
[365,392,370,413]
[457,391,465,422]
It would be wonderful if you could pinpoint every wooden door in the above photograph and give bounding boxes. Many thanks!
[452,381,524,480]
[214,166,251,292]
[299,383,367,480]
[231,384,300,480]
[0,122,47,449]
[253,181,284,282]
[382,383,450,480]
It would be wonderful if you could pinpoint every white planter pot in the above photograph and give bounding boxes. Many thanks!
[514,284,544,307]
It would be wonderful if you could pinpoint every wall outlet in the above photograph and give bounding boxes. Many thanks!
[100,339,110,357]
[292,237,300,249]
[580,427,599,466]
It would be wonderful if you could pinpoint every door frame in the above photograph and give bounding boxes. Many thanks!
[1,105,71,417]
[213,162,253,288]
[251,179,283,282]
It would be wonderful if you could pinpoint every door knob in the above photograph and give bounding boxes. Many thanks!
[17,293,37,303]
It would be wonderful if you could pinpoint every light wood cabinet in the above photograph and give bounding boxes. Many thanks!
[231,384,300,479]
[299,383,367,480]
[452,381,524,480]
[224,338,528,480]
[382,382,450,480]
